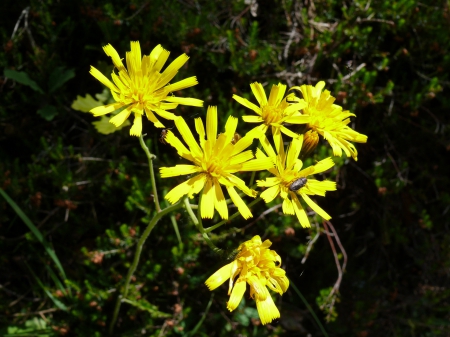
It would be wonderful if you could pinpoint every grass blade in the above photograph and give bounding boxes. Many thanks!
[289,279,329,337]
[0,188,66,280]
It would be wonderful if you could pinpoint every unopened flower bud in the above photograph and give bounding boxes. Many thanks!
[301,130,319,158]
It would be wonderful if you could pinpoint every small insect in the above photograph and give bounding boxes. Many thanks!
[231,132,241,145]
[289,177,307,191]
[159,129,169,144]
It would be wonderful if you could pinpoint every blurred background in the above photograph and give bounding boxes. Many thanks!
[1,0,449,336]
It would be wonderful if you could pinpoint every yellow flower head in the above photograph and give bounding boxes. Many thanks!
[233,82,307,147]
[256,131,337,228]
[290,81,368,160]
[89,41,203,136]
[205,235,288,325]
[160,106,273,220]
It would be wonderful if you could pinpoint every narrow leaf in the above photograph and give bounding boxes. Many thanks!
[0,189,66,280]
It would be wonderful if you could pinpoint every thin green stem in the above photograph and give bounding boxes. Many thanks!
[183,197,222,254]
[169,213,182,248]
[204,197,263,233]
[108,200,184,335]
[139,134,161,213]
[289,279,329,337]
[249,170,256,187]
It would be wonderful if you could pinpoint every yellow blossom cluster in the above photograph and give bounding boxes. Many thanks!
[88,41,368,325]
[205,235,289,325]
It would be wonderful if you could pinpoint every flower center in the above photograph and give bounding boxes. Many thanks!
[261,105,283,125]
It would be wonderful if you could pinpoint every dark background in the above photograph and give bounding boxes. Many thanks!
[1,0,449,336]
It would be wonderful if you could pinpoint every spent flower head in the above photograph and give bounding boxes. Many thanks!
[89,41,203,136]
[205,235,289,325]
[160,106,273,220]
[233,82,307,148]
[256,131,336,228]
[290,81,368,160]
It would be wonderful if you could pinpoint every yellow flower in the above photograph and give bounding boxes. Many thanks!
[205,235,288,325]
[89,41,203,136]
[160,106,273,220]
[233,82,307,149]
[256,131,336,228]
[290,81,368,160]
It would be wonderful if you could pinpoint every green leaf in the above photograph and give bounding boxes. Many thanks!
[71,94,103,112]
[48,66,75,93]
[0,189,67,280]
[24,262,68,312]
[4,69,44,94]
[37,105,58,121]
[92,115,130,134]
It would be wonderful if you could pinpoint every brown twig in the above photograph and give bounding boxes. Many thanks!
[321,220,347,321]
[301,222,321,264]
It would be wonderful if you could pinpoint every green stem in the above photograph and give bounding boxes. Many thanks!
[183,197,222,254]
[139,134,161,213]
[108,199,184,335]
[289,279,329,337]
[249,170,256,187]
[204,197,263,233]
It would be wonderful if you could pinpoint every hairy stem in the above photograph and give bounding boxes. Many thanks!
[108,199,184,335]
[139,134,161,213]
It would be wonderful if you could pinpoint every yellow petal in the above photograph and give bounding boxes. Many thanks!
[164,131,195,162]
[164,96,204,107]
[292,195,310,228]
[89,66,119,92]
[286,115,310,124]
[205,263,232,290]
[144,108,165,128]
[195,117,206,149]
[256,177,280,188]
[260,185,280,203]
[159,53,190,87]
[280,125,301,140]
[286,136,303,171]
[229,150,254,166]
[239,157,274,171]
[267,83,286,106]
[242,115,264,123]
[160,165,201,178]
[90,102,124,116]
[164,76,198,92]
[256,293,280,325]
[282,198,295,215]
[175,117,203,158]
[206,106,217,143]
[187,173,207,198]
[300,193,331,220]
[247,275,269,301]
[225,115,238,136]
[250,82,268,106]
[313,157,335,174]
[152,108,177,120]
[233,95,261,115]
[129,113,142,137]
[164,179,194,204]
[109,106,133,127]
[259,134,277,158]
[226,186,253,219]
[227,280,246,312]
[231,134,254,156]
[213,179,228,220]
[200,179,215,219]
[102,44,126,72]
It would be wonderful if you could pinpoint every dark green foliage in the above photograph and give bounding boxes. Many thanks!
[1,0,449,336]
